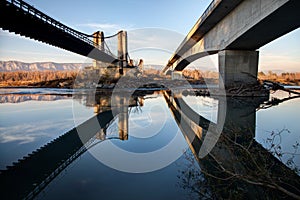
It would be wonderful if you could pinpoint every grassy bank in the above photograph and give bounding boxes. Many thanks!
[0,70,299,88]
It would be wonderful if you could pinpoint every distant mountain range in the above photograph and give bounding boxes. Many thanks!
[0,61,166,72]
[0,94,69,103]
[0,61,90,72]
[143,64,164,70]
[0,61,219,72]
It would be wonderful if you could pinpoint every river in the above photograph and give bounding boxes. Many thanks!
[0,88,299,199]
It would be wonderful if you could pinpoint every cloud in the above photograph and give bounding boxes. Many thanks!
[76,23,134,35]
[0,119,75,144]
[0,30,20,38]
[127,28,184,51]
[78,23,119,30]
[259,52,300,71]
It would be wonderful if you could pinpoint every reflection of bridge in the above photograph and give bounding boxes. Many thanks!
[0,92,142,199]
[163,0,300,90]
[163,91,300,198]
[0,109,115,199]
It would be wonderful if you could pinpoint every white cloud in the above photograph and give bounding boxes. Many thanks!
[259,52,300,72]
[0,119,74,144]
[0,30,20,38]
[76,23,134,35]
[78,23,119,29]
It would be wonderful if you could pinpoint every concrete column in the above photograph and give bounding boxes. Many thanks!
[93,31,104,68]
[218,50,259,90]
[218,97,257,143]
[122,31,128,66]
[171,70,183,80]
[118,31,124,75]
[118,97,128,140]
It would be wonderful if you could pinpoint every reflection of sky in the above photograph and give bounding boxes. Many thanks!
[182,95,218,123]
[105,96,185,154]
[0,97,94,169]
[1,88,299,198]
[256,93,300,169]
[34,94,197,200]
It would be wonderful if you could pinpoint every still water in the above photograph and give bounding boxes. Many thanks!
[0,88,299,199]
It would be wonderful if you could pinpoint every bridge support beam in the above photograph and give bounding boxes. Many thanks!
[218,97,262,143]
[171,70,183,80]
[218,50,259,90]
[118,97,128,140]
[118,31,128,75]
[93,31,104,68]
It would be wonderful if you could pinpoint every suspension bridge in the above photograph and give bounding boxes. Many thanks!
[0,0,131,74]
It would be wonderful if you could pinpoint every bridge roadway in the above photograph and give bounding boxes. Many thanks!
[0,0,118,63]
[163,91,300,198]
[163,0,300,89]
[0,109,118,199]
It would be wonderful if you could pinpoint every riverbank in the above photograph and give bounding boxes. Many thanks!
[1,70,299,89]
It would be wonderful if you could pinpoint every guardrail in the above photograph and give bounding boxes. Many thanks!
[195,0,221,26]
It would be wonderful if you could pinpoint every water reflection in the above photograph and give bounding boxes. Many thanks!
[164,90,300,199]
[0,94,70,103]
[0,88,74,103]
[0,88,299,199]
[1,89,190,199]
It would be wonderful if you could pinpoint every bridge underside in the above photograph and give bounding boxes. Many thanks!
[226,0,300,50]
[164,0,300,91]
[0,1,117,63]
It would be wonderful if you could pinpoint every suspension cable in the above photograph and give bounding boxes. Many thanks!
[103,41,115,57]
[104,31,123,39]
[85,31,122,39]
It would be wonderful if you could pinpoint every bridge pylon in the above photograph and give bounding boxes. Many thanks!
[93,31,104,68]
[118,31,128,75]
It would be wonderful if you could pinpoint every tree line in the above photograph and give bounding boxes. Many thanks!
[0,71,78,86]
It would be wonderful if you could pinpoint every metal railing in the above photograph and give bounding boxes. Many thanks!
[5,0,116,57]
[166,0,221,67]
[190,0,221,34]
[24,136,97,200]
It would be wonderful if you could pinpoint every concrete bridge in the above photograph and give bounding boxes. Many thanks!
[162,0,300,90]
[163,91,300,198]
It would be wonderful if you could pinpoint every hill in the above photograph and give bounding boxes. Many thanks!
[0,61,88,72]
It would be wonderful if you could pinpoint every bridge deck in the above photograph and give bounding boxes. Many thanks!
[164,0,300,73]
[166,0,244,69]
[0,0,117,63]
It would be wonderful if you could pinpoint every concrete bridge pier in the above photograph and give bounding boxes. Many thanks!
[171,70,183,80]
[93,31,104,68]
[118,31,128,75]
[219,50,259,91]
[218,96,262,143]
[117,96,129,140]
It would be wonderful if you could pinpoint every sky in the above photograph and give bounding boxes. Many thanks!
[0,0,299,72]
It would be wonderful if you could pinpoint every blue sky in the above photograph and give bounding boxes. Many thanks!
[0,0,299,72]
